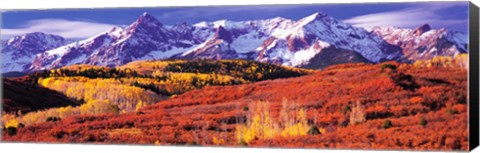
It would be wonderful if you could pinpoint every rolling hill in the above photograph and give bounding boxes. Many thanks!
[2,58,468,151]
[2,59,311,127]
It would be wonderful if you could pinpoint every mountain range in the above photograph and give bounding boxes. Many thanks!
[1,12,469,73]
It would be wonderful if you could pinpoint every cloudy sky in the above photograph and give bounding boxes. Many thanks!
[1,1,469,40]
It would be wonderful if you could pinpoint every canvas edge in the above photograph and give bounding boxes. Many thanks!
[469,1,480,151]
[0,1,476,152]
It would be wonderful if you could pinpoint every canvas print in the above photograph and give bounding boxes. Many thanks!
[0,1,473,151]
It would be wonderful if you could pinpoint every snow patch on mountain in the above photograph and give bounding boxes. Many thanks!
[371,24,468,60]
[253,12,403,67]
[230,31,267,53]
[1,32,70,73]
[1,53,34,72]
[290,41,331,66]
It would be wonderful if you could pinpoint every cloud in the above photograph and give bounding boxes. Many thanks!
[343,2,468,31]
[1,19,116,40]
[157,5,304,21]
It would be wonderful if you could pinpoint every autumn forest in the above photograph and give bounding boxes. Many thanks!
[1,55,471,151]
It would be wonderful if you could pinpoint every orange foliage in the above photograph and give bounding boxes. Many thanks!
[3,62,469,151]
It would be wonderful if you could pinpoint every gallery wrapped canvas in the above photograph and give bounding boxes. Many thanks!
[1,1,479,152]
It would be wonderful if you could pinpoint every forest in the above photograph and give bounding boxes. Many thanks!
[1,55,470,151]
[2,60,310,127]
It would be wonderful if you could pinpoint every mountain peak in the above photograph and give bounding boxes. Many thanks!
[125,12,164,34]
[297,12,334,26]
[23,32,48,37]
[193,21,209,28]
[2,32,70,73]
[413,24,431,36]
[306,12,330,20]
[6,32,66,46]
[140,12,154,19]
[270,16,289,21]
[134,12,162,26]
[311,12,328,17]
[15,32,55,40]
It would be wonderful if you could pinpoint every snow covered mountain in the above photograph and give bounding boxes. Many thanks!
[371,24,468,61]
[1,12,470,73]
[28,13,212,71]
[175,12,404,68]
[174,17,297,60]
[1,32,70,73]
[252,12,403,67]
